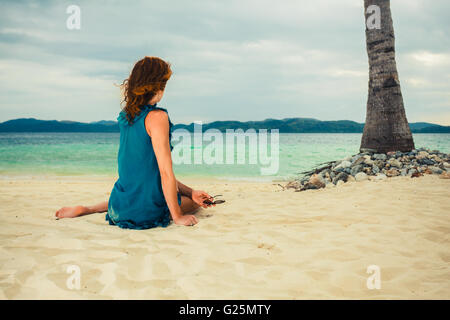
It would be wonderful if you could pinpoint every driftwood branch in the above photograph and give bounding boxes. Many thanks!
[299,162,334,176]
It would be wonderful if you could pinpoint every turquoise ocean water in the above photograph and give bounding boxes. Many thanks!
[0,133,449,181]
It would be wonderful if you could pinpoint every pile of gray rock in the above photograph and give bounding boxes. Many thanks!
[284,147,450,192]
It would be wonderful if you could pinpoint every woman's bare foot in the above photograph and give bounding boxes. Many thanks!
[55,206,89,219]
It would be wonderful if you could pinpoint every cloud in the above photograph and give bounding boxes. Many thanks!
[408,51,450,67]
[0,58,121,121]
[0,0,449,125]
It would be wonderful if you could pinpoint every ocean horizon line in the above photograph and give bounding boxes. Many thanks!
[1,117,449,133]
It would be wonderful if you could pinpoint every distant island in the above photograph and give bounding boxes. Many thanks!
[0,117,449,133]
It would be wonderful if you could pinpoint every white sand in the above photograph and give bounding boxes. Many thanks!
[0,174,449,299]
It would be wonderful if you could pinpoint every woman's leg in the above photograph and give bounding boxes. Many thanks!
[56,196,199,219]
[55,201,108,219]
[180,195,200,215]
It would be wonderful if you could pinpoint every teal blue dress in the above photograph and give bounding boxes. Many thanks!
[106,103,181,229]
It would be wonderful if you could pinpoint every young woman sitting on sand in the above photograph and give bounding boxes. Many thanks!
[55,56,215,228]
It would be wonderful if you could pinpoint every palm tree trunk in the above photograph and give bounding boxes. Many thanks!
[360,0,415,153]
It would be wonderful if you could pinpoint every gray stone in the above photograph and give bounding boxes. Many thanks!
[344,156,353,162]
[418,158,435,166]
[334,167,345,173]
[400,168,407,176]
[335,160,352,170]
[373,160,384,168]
[372,165,380,174]
[355,172,369,181]
[432,155,442,163]
[350,164,363,176]
[417,151,429,158]
[387,151,396,158]
[373,153,387,161]
[333,172,349,185]
[374,173,387,181]
[388,158,402,168]
[429,166,443,174]
[353,157,365,166]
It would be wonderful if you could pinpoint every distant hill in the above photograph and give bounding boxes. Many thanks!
[0,118,119,132]
[172,118,366,133]
[410,123,450,133]
[0,117,449,133]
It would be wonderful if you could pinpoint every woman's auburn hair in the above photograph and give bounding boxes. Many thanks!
[120,56,172,124]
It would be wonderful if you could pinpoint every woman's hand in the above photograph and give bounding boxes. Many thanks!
[173,214,198,226]
[191,190,215,208]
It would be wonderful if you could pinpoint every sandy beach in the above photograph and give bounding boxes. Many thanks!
[0,174,449,299]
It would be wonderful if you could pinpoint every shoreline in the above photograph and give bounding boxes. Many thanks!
[0,173,290,184]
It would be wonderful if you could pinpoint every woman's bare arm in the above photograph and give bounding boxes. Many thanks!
[146,110,198,226]
[176,180,215,209]
[176,180,193,198]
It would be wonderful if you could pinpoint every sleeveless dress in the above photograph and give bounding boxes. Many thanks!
[106,103,181,229]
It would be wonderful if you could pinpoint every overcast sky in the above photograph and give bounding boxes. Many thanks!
[0,0,449,125]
